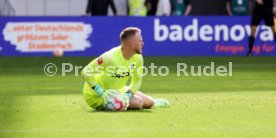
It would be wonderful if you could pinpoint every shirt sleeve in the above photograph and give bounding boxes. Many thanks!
[81,53,111,88]
[128,55,144,93]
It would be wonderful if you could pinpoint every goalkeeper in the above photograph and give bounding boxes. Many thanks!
[81,27,169,110]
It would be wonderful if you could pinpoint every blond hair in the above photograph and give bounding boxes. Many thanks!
[120,27,141,43]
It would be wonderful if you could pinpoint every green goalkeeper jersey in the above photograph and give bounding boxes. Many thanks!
[81,46,143,96]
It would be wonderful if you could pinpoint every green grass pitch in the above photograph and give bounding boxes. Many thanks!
[0,57,276,138]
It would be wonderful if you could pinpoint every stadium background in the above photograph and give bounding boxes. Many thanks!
[0,0,276,138]
[1,0,230,16]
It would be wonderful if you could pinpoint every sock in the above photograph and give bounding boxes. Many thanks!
[248,36,255,53]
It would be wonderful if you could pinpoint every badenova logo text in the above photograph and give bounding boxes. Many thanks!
[154,18,274,42]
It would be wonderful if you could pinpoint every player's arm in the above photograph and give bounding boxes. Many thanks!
[226,0,233,16]
[81,55,110,96]
[184,0,192,16]
[125,56,144,99]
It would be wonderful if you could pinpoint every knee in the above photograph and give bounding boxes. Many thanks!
[130,96,143,110]
[143,97,154,109]
[134,96,144,110]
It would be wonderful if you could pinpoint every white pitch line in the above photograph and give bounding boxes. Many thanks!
[1,127,276,133]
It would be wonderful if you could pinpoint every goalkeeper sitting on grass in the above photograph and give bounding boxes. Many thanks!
[81,27,169,110]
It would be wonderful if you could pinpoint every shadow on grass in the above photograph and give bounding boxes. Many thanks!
[85,108,153,113]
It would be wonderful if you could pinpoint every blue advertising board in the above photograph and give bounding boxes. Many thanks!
[0,16,275,56]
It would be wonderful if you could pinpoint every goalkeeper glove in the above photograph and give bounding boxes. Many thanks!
[125,90,133,100]
[92,84,105,96]
[124,90,133,107]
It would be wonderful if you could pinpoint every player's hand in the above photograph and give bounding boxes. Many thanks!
[273,7,276,16]
[92,84,105,96]
[102,89,129,111]
[256,0,263,5]
[102,89,118,104]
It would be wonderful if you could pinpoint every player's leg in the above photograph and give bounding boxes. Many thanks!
[248,26,257,56]
[128,95,143,110]
[128,91,169,109]
[135,92,155,109]
[263,12,276,42]
[135,91,169,108]
[83,92,104,110]
[83,83,104,110]
[248,11,262,56]
[122,86,168,109]
[127,92,155,109]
